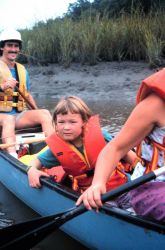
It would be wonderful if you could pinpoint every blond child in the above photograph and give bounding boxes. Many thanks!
[27,96,135,192]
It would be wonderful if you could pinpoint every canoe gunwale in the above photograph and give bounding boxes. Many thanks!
[103,205,165,234]
[0,151,80,201]
[0,151,165,235]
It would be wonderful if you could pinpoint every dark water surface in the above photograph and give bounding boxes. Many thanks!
[36,96,135,135]
[0,182,89,250]
[0,91,135,249]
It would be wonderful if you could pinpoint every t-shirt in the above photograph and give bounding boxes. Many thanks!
[38,128,113,168]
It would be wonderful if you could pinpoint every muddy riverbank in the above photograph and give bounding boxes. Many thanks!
[28,61,155,133]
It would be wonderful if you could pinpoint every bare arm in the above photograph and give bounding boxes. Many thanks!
[76,94,165,209]
[122,150,136,166]
[27,157,49,188]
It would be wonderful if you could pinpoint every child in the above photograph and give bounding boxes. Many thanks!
[27,96,135,192]
[76,69,165,222]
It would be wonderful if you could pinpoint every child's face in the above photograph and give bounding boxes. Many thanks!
[56,112,85,144]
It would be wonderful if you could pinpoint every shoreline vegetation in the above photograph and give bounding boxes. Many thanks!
[19,8,165,69]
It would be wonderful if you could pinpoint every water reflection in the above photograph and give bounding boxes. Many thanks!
[35,95,134,135]
[0,217,13,228]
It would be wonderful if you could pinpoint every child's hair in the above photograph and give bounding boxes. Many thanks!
[52,96,93,123]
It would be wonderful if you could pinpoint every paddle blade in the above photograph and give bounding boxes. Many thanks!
[0,210,71,248]
[0,206,85,250]
[0,217,63,250]
[0,214,55,246]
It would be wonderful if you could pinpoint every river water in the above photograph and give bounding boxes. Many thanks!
[0,90,135,249]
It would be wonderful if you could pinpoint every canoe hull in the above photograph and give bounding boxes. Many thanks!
[0,152,164,249]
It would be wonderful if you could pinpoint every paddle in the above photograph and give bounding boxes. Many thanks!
[0,166,165,250]
[0,137,46,149]
[15,86,38,110]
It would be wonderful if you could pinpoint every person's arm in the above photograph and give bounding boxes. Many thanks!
[27,148,60,188]
[102,128,136,166]
[122,150,136,163]
[27,157,48,188]
[76,93,165,209]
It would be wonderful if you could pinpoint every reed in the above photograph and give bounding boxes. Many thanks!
[99,15,127,61]
[57,19,75,67]
[21,9,165,67]
[22,20,60,64]
[76,14,103,65]
[142,11,165,67]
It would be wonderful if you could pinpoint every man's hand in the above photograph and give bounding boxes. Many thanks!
[1,77,18,91]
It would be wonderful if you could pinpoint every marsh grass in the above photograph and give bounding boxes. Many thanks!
[21,9,165,67]
[76,14,103,65]
[57,19,75,67]
[144,30,164,67]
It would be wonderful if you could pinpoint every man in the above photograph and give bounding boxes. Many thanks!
[0,29,54,158]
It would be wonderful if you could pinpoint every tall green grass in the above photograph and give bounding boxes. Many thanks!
[21,10,165,67]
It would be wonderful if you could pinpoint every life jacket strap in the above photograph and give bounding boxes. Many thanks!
[69,174,87,192]
[136,138,165,173]
[68,169,94,192]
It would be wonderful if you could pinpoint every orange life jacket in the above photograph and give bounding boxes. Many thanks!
[46,115,128,192]
[136,68,165,104]
[0,60,28,112]
[136,68,165,173]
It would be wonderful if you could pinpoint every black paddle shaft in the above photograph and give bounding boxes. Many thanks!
[0,171,156,250]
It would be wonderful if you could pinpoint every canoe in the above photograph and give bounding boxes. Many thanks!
[0,132,165,249]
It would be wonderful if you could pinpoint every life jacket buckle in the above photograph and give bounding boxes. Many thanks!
[68,174,87,192]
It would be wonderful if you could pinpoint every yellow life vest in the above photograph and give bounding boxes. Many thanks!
[0,60,28,112]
